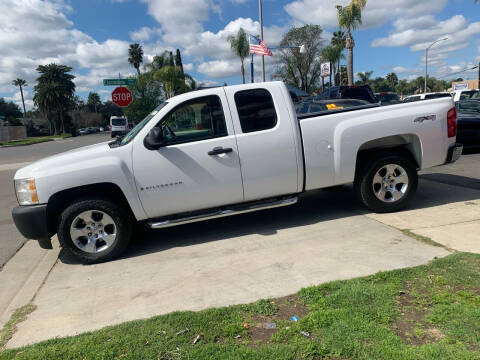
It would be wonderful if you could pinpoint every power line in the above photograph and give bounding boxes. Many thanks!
[438,65,479,79]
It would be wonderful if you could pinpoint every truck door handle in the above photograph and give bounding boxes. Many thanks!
[208,147,233,156]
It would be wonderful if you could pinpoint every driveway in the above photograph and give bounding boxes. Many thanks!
[3,153,480,348]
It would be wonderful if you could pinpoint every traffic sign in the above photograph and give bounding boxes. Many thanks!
[103,78,137,86]
[112,87,133,107]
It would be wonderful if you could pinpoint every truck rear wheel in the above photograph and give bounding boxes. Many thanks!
[355,153,418,213]
[57,198,132,264]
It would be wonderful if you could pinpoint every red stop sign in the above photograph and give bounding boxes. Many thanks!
[112,87,133,107]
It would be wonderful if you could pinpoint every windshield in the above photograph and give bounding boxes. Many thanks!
[111,118,126,126]
[376,94,400,102]
[120,102,168,146]
[457,101,480,114]
[460,91,478,101]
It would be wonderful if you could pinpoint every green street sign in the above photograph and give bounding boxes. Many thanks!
[103,78,137,86]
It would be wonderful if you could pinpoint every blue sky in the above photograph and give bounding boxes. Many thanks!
[1,0,479,109]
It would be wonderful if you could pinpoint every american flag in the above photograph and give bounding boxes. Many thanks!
[249,35,273,56]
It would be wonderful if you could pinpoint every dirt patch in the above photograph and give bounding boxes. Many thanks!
[245,295,309,345]
[392,288,445,346]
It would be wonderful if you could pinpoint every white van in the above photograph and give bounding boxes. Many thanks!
[110,116,128,138]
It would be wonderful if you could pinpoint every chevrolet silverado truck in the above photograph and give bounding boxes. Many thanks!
[12,82,463,263]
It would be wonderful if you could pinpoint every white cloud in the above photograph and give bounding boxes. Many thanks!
[0,0,144,100]
[183,63,194,71]
[130,27,162,42]
[198,60,237,78]
[284,0,448,29]
[141,0,209,47]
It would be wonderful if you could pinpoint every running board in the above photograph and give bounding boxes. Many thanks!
[148,196,298,229]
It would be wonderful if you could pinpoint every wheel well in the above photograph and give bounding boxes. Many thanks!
[46,183,133,236]
[355,142,420,180]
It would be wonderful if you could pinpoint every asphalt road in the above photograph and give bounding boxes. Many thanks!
[0,133,111,269]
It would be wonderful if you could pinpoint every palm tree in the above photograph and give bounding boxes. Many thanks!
[228,28,249,84]
[357,71,373,84]
[128,43,144,75]
[386,72,399,89]
[12,78,27,117]
[321,45,344,86]
[336,0,367,86]
[331,31,346,85]
[33,64,75,135]
[154,65,190,99]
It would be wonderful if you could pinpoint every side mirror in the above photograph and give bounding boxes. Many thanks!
[144,127,165,150]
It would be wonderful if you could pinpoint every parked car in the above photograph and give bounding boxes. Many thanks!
[404,93,452,102]
[455,100,480,150]
[375,92,401,105]
[452,89,479,103]
[99,127,104,132]
[295,99,373,114]
[315,85,377,103]
[12,82,462,263]
[78,128,89,135]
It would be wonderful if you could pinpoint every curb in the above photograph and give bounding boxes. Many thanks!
[0,237,60,329]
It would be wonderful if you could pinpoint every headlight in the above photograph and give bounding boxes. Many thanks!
[15,178,39,205]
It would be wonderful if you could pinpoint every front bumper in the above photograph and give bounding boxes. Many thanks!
[12,204,49,240]
[446,143,463,164]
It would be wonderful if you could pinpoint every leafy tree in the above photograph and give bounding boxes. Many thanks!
[99,101,123,123]
[33,64,75,135]
[228,28,250,84]
[87,92,101,113]
[128,43,144,75]
[336,0,367,86]
[275,25,325,93]
[386,72,399,88]
[175,49,184,74]
[12,78,27,116]
[0,98,22,120]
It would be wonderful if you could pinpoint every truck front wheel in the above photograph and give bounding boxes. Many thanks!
[355,153,418,213]
[57,198,132,263]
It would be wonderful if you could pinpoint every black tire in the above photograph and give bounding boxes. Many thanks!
[57,198,133,264]
[354,152,418,213]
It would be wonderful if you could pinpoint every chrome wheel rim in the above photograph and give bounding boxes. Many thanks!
[70,210,117,253]
[372,164,409,203]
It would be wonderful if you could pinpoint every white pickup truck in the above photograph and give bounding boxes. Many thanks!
[12,82,462,263]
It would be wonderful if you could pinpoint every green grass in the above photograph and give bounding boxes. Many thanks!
[401,229,449,249]
[0,303,36,349]
[1,253,479,360]
[0,134,71,147]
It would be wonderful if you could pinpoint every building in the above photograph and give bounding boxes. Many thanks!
[451,79,479,91]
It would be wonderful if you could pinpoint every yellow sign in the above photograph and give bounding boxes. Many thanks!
[326,103,344,110]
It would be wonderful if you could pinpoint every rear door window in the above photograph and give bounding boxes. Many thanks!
[234,89,277,133]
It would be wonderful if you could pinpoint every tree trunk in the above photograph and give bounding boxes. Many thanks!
[59,111,65,134]
[240,58,245,84]
[19,85,26,117]
[346,28,354,86]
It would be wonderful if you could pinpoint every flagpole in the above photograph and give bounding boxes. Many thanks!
[259,0,265,82]
[250,54,254,83]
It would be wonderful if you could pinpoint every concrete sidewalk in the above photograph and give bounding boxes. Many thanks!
[6,191,450,348]
[4,154,480,348]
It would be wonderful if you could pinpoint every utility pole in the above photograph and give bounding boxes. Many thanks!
[425,38,448,93]
[259,0,265,82]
